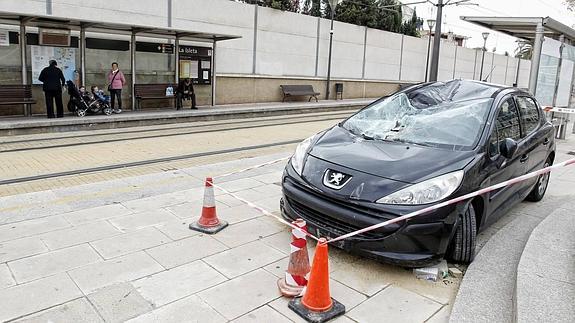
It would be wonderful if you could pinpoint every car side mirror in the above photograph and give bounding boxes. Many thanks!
[499,138,518,159]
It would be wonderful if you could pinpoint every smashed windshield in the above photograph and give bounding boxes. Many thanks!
[342,81,495,150]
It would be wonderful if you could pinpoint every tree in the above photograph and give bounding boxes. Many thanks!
[515,43,533,59]
[400,8,419,37]
[565,0,575,11]
[334,0,379,28]
[377,0,402,33]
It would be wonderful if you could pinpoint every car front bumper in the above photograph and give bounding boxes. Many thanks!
[281,167,461,267]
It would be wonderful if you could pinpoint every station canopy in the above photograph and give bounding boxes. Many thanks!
[460,16,575,43]
[0,12,241,41]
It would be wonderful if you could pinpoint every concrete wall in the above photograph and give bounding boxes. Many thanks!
[0,0,531,116]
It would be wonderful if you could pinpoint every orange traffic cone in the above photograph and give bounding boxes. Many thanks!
[288,238,345,323]
[189,177,228,234]
[277,219,311,297]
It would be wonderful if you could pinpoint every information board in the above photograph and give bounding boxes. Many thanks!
[31,45,76,85]
[178,45,212,85]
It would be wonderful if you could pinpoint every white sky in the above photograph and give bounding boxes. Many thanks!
[409,0,575,55]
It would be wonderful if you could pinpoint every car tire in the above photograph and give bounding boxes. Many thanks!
[447,203,477,264]
[525,157,552,202]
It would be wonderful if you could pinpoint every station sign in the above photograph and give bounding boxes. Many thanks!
[178,45,212,85]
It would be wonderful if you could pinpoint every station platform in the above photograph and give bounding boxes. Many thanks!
[0,98,375,136]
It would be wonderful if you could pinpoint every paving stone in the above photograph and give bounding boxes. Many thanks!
[13,298,103,323]
[63,204,134,225]
[146,234,228,269]
[40,221,121,250]
[516,272,575,323]
[232,305,292,323]
[426,305,452,323]
[0,236,48,263]
[154,218,201,240]
[263,256,289,278]
[68,252,164,294]
[260,229,292,254]
[217,178,265,193]
[122,191,192,213]
[126,295,226,323]
[216,194,247,208]
[108,209,179,232]
[0,215,71,243]
[9,244,102,283]
[87,283,154,323]
[331,258,392,296]
[165,200,229,220]
[198,269,280,320]
[234,186,281,203]
[253,196,281,212]
[91,227,171,259]
[203,240,285,279]
[0,191,73,224]
[250,171,283,184]
[217,204,265,224]
[0,273,83,322]
[133,260,227,306]
[347,285,442,323]
[330,278,369,310]
[0,263,16,289]
[211,218,284,248]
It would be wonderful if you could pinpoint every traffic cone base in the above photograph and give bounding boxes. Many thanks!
[189,220,228,234]
[288,297,345,323]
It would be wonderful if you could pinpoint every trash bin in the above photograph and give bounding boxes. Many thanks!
[335,83,343,100]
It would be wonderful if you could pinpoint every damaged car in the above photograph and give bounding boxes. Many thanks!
[281,79,556,267]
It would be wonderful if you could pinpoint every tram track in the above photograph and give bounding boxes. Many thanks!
[0,111,351,153]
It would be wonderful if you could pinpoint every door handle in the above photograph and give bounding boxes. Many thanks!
[520,154,529,163]
[542,138,550,146]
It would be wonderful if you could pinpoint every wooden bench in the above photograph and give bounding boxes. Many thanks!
[280,85,320,102]
[0,85,36,116]
[134,83,177,110]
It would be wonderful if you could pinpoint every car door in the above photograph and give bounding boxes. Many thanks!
[483,96,529,224]
[515,96,549,189]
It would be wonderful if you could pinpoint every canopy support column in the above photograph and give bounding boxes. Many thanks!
[80,26,86,86]
[175,36,180,85]
[528,21,544,94]
[131,31,136,111]
[19,20,29,116]
[211,40,217,106]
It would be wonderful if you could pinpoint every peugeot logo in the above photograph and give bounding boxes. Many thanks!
[323,169,352,189]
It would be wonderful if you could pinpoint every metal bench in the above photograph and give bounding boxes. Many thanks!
[0,85,36,116]
[280,85,320,102]
[134,83,177,110]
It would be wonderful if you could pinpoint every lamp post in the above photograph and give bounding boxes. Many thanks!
[424,19,436,82]
[325,0,339,100]
[479,32,489,81]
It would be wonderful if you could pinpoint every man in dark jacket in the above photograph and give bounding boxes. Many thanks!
[176,78,197,110]
[38,60,66,118]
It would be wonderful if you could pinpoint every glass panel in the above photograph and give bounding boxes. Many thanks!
[496,98,521,141]
[516,96,540,135]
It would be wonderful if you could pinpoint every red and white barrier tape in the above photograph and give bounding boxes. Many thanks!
[327,158,575,244]
[213,157,290,179]
[208,179,321,242]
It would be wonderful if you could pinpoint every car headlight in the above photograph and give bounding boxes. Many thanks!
[291,134,319,175]
[377,170,464,205]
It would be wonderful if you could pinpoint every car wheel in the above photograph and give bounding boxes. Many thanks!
[525,158,552,202]
[447,203,477,264]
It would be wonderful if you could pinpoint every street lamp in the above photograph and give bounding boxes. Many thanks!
[479,32,489,81]
[325,0,339,100]
[424,19,436,82]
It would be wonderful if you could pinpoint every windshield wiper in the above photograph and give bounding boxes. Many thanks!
[392,138,433,147]
[361,133,375,140]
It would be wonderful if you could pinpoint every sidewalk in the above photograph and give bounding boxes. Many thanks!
[0,98,375,135]
[0,152,459,323]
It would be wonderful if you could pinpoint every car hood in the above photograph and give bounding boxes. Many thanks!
[308,126,476,184]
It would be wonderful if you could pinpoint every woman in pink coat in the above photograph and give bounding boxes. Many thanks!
[107,62,126,113]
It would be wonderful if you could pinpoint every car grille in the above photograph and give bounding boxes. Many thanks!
[286,196,392,240]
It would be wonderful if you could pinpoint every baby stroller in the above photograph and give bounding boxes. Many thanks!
[66,81,112,117]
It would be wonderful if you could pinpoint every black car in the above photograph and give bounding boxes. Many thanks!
[281,79,555,267]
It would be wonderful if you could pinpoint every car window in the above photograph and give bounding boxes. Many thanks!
[495,98,522,142]
[488,128,499,157]
[515,96,540,135]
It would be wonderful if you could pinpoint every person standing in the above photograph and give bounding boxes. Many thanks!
[107,62,126,113]
[38,60,65,118]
